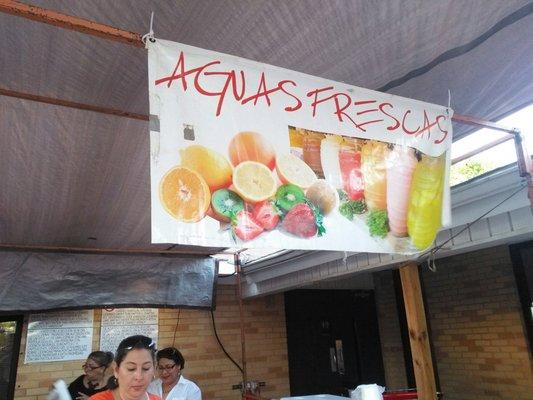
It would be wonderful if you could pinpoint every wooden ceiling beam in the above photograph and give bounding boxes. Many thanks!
[0,0,144,47]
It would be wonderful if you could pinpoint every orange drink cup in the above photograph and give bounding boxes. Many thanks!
[303,131,325,178]
[361,141,389,210]
[339,138,364,201]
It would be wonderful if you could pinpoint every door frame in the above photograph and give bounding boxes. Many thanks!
[0,315,23,400]
[509,240,533,355]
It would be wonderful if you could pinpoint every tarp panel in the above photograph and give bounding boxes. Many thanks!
[0,95,151,248]
[0,251,217,313]
[0,1,530,117]
[0,0,532,252]
[389,13,533,139]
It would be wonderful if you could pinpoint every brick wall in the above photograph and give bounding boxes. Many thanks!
[422,246,532,400]
[13,284,290,400]
[375,245,533,399]
[374,271,408,390]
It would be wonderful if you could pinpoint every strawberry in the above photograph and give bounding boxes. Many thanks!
[252,201,280,231]
[282,203,317,238]
[232,211,264,241]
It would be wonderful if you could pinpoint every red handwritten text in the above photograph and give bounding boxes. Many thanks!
[155,52,448,145]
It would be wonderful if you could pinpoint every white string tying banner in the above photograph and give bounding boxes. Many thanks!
[142,11,155,46]
[427,252,437,273]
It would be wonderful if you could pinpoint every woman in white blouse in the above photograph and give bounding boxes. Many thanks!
[147,347,202,400]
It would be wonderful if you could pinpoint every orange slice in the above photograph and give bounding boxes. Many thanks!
[276,153,317,189]
[232,161,277,203]
[159,166,211,222]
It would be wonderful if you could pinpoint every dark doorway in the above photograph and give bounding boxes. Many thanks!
[285,290,385,396]
[0,315,23,400]
[392,270,416,389]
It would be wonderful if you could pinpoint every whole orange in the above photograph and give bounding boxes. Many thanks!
[228,131,276,170]
[180,145,233,192]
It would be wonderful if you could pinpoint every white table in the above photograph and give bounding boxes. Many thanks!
[281,395,347,400]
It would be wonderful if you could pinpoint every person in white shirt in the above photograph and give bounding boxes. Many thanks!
[147,347,201,400]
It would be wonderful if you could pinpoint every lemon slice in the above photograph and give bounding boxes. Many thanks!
[276,153,317,189]
[232,161,277,203]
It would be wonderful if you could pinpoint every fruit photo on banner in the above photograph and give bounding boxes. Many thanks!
[158,127,446,251]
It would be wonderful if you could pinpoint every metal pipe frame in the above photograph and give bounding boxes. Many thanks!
[0,0,144,47]
[2,85,526,176]
[0,87,149,121]
[451,134,514,165]
[1,0,531,240]
[0,1,526,159]
[234,252,249,397]
[451,113,518,134]
[0,243,223,256]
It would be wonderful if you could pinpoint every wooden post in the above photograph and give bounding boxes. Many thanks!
[399,262,437,400]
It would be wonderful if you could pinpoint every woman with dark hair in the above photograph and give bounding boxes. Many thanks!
[68,351,114,400]
[89,335,160,400]
[147,347,201,400]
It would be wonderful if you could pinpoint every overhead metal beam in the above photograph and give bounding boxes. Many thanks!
[0,243,225,256]
[452,113,530,209]
[2,3,530,210]
[451,134,514,165]
[2,87,525,141]
[0,0,144,47]
[0,3,524,138]
[0,87,149,121]
[452,113,517,135]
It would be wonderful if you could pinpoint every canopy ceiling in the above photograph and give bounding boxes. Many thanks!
[1,0,532,253]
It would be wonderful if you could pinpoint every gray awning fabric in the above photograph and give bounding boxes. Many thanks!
[388,8,533,140]
[0,0,532,252]
[0,251,218,313]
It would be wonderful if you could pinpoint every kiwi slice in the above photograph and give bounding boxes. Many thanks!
[211,189,245,221]
[275,184,306,212]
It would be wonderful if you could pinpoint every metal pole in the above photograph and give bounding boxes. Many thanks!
[452,113,517,134]
[513,130,532,178]
[451,134,514,165]
[0,243,221,256]
[513,130,533,211]
[452,113,531,208]
[2,3,531,211]
[0,0,143,47]
[235,252,248,394]
[0,87,148,121]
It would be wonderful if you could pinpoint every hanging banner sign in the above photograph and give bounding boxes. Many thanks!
[148,39,452,254]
